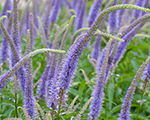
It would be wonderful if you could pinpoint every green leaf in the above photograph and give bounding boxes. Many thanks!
[131,59,139,71]
[108,83,115,110]
[107,104,121,119]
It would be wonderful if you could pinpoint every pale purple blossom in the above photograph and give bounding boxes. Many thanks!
[76,0,87,30]
[37,59,51,100]
[24,14,35,117]
[91,35,102,60]
[32,0,39,29]
[25,0,30,32]
[133,0,145,19]
[88,42,110,120]
[43,0,52,39]
[0,0,11,34]
[88,0,103,26]
[50,0,62,23]
[108,0,118,34]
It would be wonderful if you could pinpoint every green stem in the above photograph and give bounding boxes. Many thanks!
[95,31,124,41]
[56,90,64,119]
[0,16,19,59]
[60,15,76,50]
[70,9,76,15]
[71,28,89,44]
[58,15,76,65]
[135,94,143,120]
[15,92,18,118]
[38,16,51,61]
[38,17,49,48]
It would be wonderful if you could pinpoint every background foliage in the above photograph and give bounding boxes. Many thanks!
[0,0,150,120]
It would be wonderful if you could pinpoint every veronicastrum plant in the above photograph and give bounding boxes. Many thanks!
[0,0,150,120]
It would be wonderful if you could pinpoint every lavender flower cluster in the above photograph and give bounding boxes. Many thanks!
[0,0,150,119]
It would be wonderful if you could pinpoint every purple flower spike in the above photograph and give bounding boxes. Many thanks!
[1,13,13,63]
[91,24,103,61]
[37,61,51,99]
[24,13,34,65]
[143,0,149,8]
[140,62,150,94]
[72,0,78,10]
[108,0,118,34]
[64,0,72,9]
[0,15,26,92]
[119,76,139,119]
[24,29,35,118]
[25,0,30,32]
[88,0,103,26]
[142,0,149,15]
[17,67,26,92]
[119,57,150,120]
[142,62,150,82]
[12,0,21,57]
[6,0,12,17]
[88,73,104,120]
[51,0,55,6]
[88,39,112,120]
[45,4,150,109]
[104,15,150,81]
[89,27,122,118]
[33,0,39,29]
[50,0,62,23]
[38,26,60,100]
[0,0,11,34]
[43,0,52,39]
[141,62,150,92]
[1,36,9,63]
[113,20,146,64]
[133,0,145,19]
[0,0,10,16]
[48,34,91,108]
[24,67,35,118]
[76,0,87,30]
[29,13,34,51]
[97,18,147,86]
[91,35,102,61]
[46,53,58,106]
[76,0,84,30]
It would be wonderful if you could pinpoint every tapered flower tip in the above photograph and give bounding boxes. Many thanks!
[0,15,7,21]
